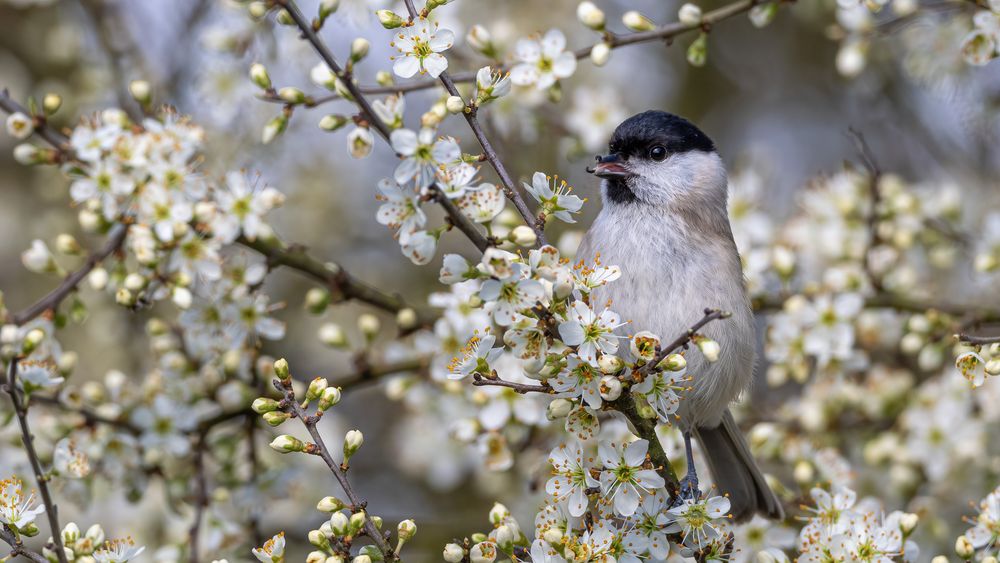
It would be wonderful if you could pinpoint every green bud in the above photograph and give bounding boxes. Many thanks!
[376,9,404,29]
[308,529,331,550]
[375,71,394,87]
[252,397,280,414]
[349,511,366,535]
[278,87,306,104]
[128,80,152,106]
[318,387,342,411]
[397,519,417,541]
[686,32,709,67]
[319,114,349,132]
[350,38,370,62]
[250,63,272,90]
[20,523,40,537]
[274,358,291,381]
[262,114,288,145]
[42,93,62,115]
[263,411,292,427]
[317,496,346,512]
[343,429,363,463]
[276,9,295,25]
[319,0,340,20]
[306,377,329,402]
[269,434,306,453]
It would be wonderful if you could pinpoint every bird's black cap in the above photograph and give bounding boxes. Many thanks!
[607,110,715,157]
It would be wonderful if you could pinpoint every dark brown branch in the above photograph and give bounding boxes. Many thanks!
[471,372,551,394]
[848,128,884,292]
[635,308,730,378]
[0,526,48,563]
[273,376,396,560]
[11,224,129,326]
[238,236,437,331]
[2,359,69,563]
[359,0,764,96]
[188,431,209,563]
[956,333,1000,346]
[0,90,71,152]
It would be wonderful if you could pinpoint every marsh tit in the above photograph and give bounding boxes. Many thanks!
[580,110,783,521]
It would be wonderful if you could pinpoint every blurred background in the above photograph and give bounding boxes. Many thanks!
[1,0,998,560]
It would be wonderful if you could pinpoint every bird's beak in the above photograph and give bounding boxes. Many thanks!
[586,153,629,178]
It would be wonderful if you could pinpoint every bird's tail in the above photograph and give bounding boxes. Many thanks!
[693,409,784,522]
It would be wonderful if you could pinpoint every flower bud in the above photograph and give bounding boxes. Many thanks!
[304,288,330,314]
[445,95,466,114]
[793,460,814,484]
[466,25,496,58]
[319,114,349,131]
[598,354,624,374]
[443,543,465,562]
[694,335,720,362]
[658,353,687,371]
[318,323,348,348]
[263,411,292,426]
[350,38,370,62]
[772,245,795,277]
[20,523,40,537]
[899,512,918,534]
[269,434,306,453]
[330,512,350,535]
[599,375,622,401]
[278,87,306,104]
[13,143,42,165]
[262,114,289,144]
[377,9,404,29]
[492,525,514,551]
[56,233,77,256]
[546,398,573,420]
[349,511,367,535]
[317,496,346,512]
[115,288,136,307]
[397,519,417,541]
[319,0,340,19]
[308,530,331,551]
[678,3,703,25]
[577,1,606,29]
[375,70,394,86]
[956,535,974,559]
[347,127,374,159]
[276,9,295,25]
[22,239,57,273]
[343,429,363,461]
[686,32,709,67]
[252,397,280,414]
[358,314,380,340]
[306,377,330,402]
[42,93,62,115]
[394,308,418,331]
[274,358,291,381]
[318,387,342,411]
[509,225,537,247]
[128,80,152,105]
[6,112,33,139]
[623,10,656,31]
[590,42,611,66]
[630,331,660,362]
[352,556,372,563]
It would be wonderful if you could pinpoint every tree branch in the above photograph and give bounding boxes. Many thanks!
[0,525,48,563]
[0,89,71,150]
[10,224,129,326]
[239,236,437,331]
[635,308,730,378]
[471,372,551,394]
[273,376,396,560]
[2,359,69,563]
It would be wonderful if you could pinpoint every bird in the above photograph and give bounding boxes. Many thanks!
[577,110,784,522]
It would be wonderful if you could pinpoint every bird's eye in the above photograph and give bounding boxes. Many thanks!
[649,145,667,161]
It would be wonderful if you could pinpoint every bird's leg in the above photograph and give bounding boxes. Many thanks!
[678,430,701,500]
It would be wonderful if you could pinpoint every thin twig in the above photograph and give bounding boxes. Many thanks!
[0,525,48,563]
[848,127,884,292]
[273,376,397,560]
[471,372,551,394]
[2,359,69,563]
[0,90,71,152]
[188,431,209,563]
[956,333,1000,346]
[11,224,129,326]
[635,308,730,379]
[239,236,437,331]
